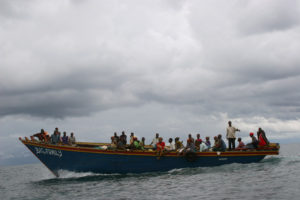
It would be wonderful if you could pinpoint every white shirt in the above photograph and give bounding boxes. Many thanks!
[166,142,175,150]
[227,126,238,138]
[151,137,159,147]
[199,143,207,152]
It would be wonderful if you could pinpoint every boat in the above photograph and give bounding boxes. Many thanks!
[19,137,280,177]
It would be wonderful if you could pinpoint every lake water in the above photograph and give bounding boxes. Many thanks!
[0,143,299,200]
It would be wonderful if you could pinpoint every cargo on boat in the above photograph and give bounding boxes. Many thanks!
[19,138,280,177]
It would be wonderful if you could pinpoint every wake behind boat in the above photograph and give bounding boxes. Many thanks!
[19,136,280,177]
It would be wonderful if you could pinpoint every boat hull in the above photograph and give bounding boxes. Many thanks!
[21,140,278,177]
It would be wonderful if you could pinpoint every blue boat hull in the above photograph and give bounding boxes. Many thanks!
[21,141,278,177]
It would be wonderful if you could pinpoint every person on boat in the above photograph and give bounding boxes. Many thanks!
[117,138,126,150]
[188,134,195,143]
[213,135,226,152]
[212,136,220,151]
[150,133,160,150]
[165,138,175,151]
[175,137,184,154]
[257,128,269,146]
[61,132,69,145]
[183,139,196,155]
[129,132,135,146]
[109,136,117,150]
[195,134,201,149]
[139,137,145,150]
[226,121,240,151]
[198,139,208,152]
[205,136,211,148]
[113,132,119,144]
[236,137,245,150]
[156,137,165,159]
[120,131,127,145]
[51,130,60,145]
[69,132,76,145]
[32,129,47,141]
[246,132,259,149]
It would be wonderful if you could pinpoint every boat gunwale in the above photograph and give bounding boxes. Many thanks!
[20,139,280,157]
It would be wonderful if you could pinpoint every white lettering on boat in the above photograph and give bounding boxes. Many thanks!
[34,147,62,158]
[218,158,228,161]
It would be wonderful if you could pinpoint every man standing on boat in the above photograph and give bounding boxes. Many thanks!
[226,121,240,150]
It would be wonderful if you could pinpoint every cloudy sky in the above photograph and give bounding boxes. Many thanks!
[1,0,300,165]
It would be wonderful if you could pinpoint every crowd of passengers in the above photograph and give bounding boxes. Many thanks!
[30,127,76,146]
[108,121,270,157]
[29,121,270,155]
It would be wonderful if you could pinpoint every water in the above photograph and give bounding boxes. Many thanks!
[1,144,300,200]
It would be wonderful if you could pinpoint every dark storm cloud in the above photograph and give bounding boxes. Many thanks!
[1,0,300,120]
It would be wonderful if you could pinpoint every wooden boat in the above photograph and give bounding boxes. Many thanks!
[19,137,280,177]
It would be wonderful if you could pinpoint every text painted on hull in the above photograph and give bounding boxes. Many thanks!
[34,147,62,158]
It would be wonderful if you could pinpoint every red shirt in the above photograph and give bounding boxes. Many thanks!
[156,142,165,150]
[258,134,267,146]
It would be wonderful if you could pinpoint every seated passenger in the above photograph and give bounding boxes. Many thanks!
[150,133,159,150]
[117,139,126,150]
[198,139,207,152]
[165,138,175,151]
[109,136,117,150]
[184,139,196,155]
[213,135,226,152]
[156,137,165,159]
[246,132,258,149]
[120,131,127,145]
[175,137,184,154]
[133,137,140,150]
[51,130,60,145]
[212,136,220,151]
[33,129,46,141]
[205,137,211,148]
[69,132,76,145]
[129,132,135,146]
[188,134,195,143]
[61,132,69,145]
[139,137,145,150]
[236,137,245,150]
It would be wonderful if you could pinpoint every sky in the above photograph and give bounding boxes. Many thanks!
[1,0,300,165]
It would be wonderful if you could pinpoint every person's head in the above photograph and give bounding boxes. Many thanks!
[159,137,163,142]
[175,137,179,142]
[228,121,232,126]
[238,137,242,142]
[41,129,44,133]
[206,136,209,141]
[188,134,192,138]
[63,132,66,136]
[249,132,254,137]
[122,131,125,135]
[156,133,159,138]
[169,138,173,143]
[197,134,200,139]
[55,127,59,131]
[131,132,134,136]
[214,136,218,141]
[71,132,74,137]
[218,134,222,139]
[142,137,145,142]
[114,132,117,137]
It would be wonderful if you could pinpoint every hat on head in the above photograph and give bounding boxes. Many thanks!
[249,132,254,136]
